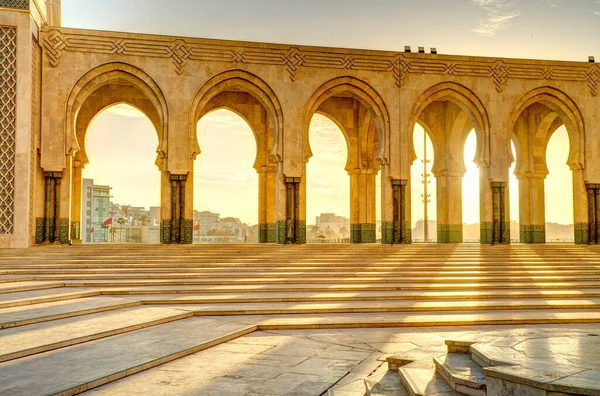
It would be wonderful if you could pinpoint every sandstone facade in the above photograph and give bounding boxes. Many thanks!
[2,0,599,247]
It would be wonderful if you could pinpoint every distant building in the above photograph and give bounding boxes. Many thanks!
[111,225,160,243]
[196,211,221,235]
[412,219,437,242]
[313,213,350,240]
[149,206,161,224]
[221,217,243,236]
[81,179,112,243]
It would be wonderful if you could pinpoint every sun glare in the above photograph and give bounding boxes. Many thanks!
[84,104,160,208]
[194,109,258,225]
[306,114,350,225]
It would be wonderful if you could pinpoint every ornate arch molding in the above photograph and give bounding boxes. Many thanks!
[191,70,284,162]
[409,82,490,168]
[74,89,162,168]
[66,62,169,167]
[304,76,391,165]
[510,86,585,170]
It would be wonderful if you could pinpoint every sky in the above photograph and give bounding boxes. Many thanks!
[67,0,594,226]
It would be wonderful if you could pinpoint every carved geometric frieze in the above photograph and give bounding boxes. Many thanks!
[491,60,509,92]
[587,65,600,97]
[0,0,28,9]
[0,27,17,234]
[41,28,598,94]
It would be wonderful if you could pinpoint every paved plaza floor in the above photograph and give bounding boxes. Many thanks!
[78,323,600,396]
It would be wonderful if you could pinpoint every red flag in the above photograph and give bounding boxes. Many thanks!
[103,218,112,226]
[193,224,199,231]
[90,227,94,234]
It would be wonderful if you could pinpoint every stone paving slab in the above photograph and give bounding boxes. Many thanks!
[0,317,255,396]
[0,306,194,362]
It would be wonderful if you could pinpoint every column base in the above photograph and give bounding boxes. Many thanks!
[437,224,463,243]
[181,219,193,244]
[575,222,589,244]
[276,220,305,244]
[350,223,376,243]
[381,221,393,244]
[480,221,510,244]
[381,221,411,244]
[35,218,45,244]
[160,219,172,244]
[297,220,306,244]
[259,223,277,243]
[520,224,545,243]
[58,218,69,244]
[160,219,192,244]
[480,222,493,244]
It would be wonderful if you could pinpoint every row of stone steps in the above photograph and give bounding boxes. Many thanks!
[1,243,599,395]
[0,316,255,396]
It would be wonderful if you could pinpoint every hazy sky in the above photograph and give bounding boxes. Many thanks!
[68,0,591,226]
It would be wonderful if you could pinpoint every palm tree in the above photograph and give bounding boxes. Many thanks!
[309,225,321,239]
[138,214,149,226]
[117,217,127,242]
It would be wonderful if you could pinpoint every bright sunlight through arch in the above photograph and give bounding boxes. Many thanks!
[194,109,258,227]
[306,114,350,240]
[411,125,436,241]
[84,104,160,208]
[545,127,574,241]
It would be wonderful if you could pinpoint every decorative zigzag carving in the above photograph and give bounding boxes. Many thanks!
[41,29,599,95]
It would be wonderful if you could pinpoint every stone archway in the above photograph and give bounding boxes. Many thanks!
[303,77,390,243]
[191,70,284,243]
[41,62,169,245]
[409,82,491,243]
[510,87,586,243]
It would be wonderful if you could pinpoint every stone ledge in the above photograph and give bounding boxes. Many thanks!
[484,365,600,396]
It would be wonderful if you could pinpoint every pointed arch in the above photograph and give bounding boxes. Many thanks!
[409,82,490,168]
[304,76,391,165]
[65,62,168,168]
[190,70,284,162]
[510,86,585,170]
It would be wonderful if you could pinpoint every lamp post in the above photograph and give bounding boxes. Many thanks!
[421,131,431,242]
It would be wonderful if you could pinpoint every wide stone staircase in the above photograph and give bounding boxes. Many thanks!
[0,243,599,395]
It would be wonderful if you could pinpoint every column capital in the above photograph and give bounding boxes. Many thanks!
[44,171,63,178]
[170,174,187,182]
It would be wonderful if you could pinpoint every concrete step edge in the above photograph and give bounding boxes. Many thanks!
[0,291,100,309]
[0,311,195,363]
[0,301,142,330]
[433,354,486,395]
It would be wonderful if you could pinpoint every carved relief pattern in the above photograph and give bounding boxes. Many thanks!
[42,28,598,94]
[491,60,509,92]
[0,27,17,234]
[0,0,28,9]
[587,65,600,97]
